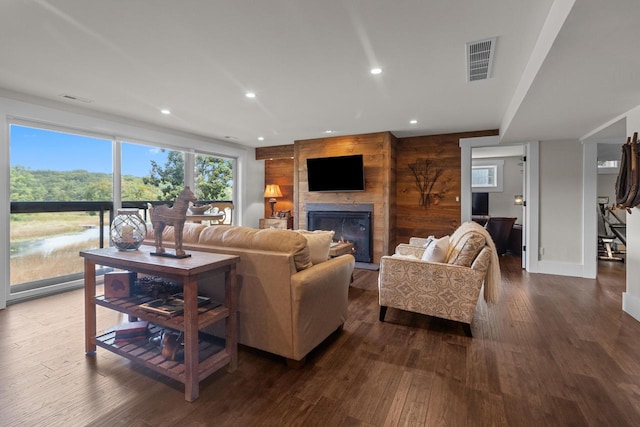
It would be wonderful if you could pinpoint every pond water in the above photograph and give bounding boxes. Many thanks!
[10,226,109,258]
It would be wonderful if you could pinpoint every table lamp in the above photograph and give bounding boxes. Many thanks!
[264,184,283,218]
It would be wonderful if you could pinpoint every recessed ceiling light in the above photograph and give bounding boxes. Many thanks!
[324,130,334,134]
[258,136,264,141]
[160,109,171,115]
[410,119,418,124]
[370,68,382,75]
[245,92,256,98]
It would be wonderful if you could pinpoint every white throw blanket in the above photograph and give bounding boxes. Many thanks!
[446,221,501,303]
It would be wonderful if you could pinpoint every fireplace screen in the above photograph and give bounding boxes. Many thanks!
[307,211,372,263]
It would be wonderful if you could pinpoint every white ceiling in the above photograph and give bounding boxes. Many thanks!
[0,0,637,148]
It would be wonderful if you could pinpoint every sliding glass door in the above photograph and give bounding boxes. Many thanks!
[9,124,112,292]
[9,123,237,300]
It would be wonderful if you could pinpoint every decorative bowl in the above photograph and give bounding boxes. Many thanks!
[189,204,211,214]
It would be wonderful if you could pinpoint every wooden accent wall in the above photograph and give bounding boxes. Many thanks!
[294,132,397,263]
[255,145,294,161]
[263,159,294,218]
[395,130,498,247]
[257,130,498,261]
[257,145,295,218]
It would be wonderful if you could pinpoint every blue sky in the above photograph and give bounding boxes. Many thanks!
[10,125,169,177]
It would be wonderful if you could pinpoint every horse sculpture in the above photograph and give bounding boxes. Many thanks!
[149,187,198,257]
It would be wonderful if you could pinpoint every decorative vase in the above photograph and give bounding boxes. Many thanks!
[110,208,147,251]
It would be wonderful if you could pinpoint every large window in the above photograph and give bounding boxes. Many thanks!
[9,124,235,298]
[194,153,234,201]
[120,141,187,204]
[10,124,112,289]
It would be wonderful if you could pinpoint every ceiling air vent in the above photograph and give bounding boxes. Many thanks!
[466,37,496,81]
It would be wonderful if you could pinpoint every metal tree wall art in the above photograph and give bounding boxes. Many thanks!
[408,159,445,207]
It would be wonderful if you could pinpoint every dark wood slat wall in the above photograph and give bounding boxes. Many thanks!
[255,145,294,161]
[263,159,295,219]
[294,132,396,263]
[256,145,295,219]
[257,130,498,257]
[395,130,498,247]
[386,133,398,261]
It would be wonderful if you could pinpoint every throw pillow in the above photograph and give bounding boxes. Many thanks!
[296,230,335,264]
[447,232,485,267]
[421,235,449,263]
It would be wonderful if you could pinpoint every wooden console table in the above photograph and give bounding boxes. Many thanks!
[80,246,239,402]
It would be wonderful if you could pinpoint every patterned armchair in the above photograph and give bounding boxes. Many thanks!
[378,222,500,337]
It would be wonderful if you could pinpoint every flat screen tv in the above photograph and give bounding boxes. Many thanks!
[472,192,489,216]
[306,154,365,192]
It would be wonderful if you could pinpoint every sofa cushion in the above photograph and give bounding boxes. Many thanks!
[146,222,207,244]
[182,223,207,243]
[421,235,449,263]
[221,226,260,247]
[447,232,485,267]
[253,229,312,270]
[296,230,335,264]
[197,224,234,244]
[151,224,313,272]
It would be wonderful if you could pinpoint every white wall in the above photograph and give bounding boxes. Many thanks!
[539,139,583,265]
[485,156,524,224]
[597,172,618,208]
[623,105,640,321]
[597,171,627,228]
[0,94,265,309]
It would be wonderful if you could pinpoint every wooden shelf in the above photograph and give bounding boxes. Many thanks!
[81,247,239,401]
[96,295,229,331]
[95,325,229,384]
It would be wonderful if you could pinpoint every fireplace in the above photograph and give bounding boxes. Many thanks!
[307,210,372,263]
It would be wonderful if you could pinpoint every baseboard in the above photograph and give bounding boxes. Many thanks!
[535,260,585,278]
[622,292,640,323]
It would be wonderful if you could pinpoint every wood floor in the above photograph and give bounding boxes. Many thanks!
[1,256,639,426]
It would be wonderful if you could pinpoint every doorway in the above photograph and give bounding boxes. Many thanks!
[460,136,537,272]
[596,141,627,267]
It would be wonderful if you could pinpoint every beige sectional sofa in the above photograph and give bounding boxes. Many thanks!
[143,223,355,363]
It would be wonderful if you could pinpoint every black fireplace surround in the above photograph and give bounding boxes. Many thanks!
[307,210,372,263]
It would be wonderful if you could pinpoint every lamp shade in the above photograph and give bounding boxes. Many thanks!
[264,184,283,198]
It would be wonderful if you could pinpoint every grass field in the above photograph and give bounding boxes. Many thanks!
[10,212,106,286]
[10,212,102,241]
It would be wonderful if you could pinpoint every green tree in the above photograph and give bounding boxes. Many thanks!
[143,150,233,202]
[122,176,162,201]
[195,156,233,200]
[144,150,185,201]
[84,178,112,201]
[10,166,46,201]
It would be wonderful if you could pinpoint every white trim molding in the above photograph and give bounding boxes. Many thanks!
[623,292,640,322]
[535,260,585,278]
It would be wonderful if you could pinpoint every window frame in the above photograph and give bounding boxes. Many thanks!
[471,159,504,192]
[6,119,238,303]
